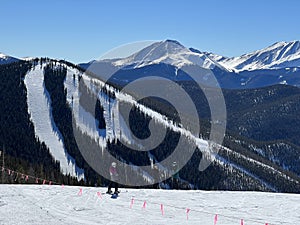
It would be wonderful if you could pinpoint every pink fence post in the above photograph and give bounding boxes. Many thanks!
[130,198,134,208]
[241,219,244,225]
[160,204,164,216]
[42,180,46,185]
[36,178,39,184]
[142,201,147,209]
[186,208,191,220]
[49,181,52,185]
[97,191,102,199]
[214,214,218,225]
[78,188,83,196]
[25,175,29,182]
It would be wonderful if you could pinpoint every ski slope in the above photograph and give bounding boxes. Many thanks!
[0,185,298,225]
[24,65,84,180]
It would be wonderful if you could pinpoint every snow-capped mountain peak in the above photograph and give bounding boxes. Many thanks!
[110,40,229,71]
[215,40,300,71]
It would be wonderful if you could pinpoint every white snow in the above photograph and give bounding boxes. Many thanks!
[0,185,299,225]
[0,53,8,59]
[21,56,36,61]
[24,65,84,180]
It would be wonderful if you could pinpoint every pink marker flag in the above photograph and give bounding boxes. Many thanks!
[214,214,218,225]
[42,180,46,185]
[160,204,164,216]
[142,201,147,209]
[78,188,83,196]
[130,198,134,208]
[97,191,102,199]
[241,219,244,225]
[49,181,52,185]
[61,184,65,189]
[186,208,191,220]
[25,175,29,182]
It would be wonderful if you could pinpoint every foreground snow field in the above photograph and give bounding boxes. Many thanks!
[0,185,299,225]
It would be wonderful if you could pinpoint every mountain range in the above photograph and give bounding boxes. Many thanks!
[80,40,300,89]
[3,40,300,88]
[0,40,300,192]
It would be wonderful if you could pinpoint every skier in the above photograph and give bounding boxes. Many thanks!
[171,161,180,189]
[152,164,161,189]
[107,162,119,194]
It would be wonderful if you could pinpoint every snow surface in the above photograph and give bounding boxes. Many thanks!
[24,65,84,180]
[0,185,299,225]
[0,53,8,58]
[21,56,36,61]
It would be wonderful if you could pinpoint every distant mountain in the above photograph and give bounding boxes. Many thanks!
[80,40,300,89]
[0,53,19,65]
[109,40,229,71]
[212,41,300,71]
[79,40,233,87]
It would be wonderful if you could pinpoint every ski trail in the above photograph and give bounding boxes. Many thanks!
[24,65,84,180]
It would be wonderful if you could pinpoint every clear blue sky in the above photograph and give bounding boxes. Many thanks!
[1,0,300,63]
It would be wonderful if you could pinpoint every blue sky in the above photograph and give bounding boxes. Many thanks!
[1,0,300,63]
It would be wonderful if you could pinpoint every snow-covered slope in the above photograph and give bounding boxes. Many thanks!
[0,185,298,225]
[0,52,19,65]
[24,65,84,180]
[214,41,300,71]
[100,40,229,71]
